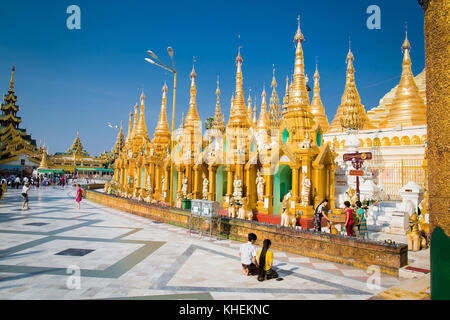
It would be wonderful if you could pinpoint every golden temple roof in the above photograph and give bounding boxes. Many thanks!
[130,103,139,141]
[269,68,282,129]
[212,79,225,132]
[282,17,316,143]
[310,63,329,131]
[153,83,171,143]
[227,48,250,129]
[257,87,270,130]
[134,91,150,142]
[113,121,125,154]
[125,111,133,144]
[184,65,201,130]
[328,45,375,132]
[38,145,49,169]
[379,32,426,128]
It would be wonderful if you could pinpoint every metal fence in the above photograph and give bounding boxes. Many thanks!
[368,159,425,201]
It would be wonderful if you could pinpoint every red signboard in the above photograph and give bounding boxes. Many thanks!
[349,170,364,176]
[343,152,372,161]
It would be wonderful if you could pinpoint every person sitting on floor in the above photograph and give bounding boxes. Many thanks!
[239,233,259,276]
[257,239,279,281]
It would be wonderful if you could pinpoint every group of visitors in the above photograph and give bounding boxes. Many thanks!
[239,233,283,282]
[313,198,368,239]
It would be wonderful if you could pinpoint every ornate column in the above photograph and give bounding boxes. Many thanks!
[154,165,161,199]
[163,166,169,202]
[193,165,201,199]
[263,165,273,215]
[291,166,299,203]
[208,165,217,201]
[225,165,233,208]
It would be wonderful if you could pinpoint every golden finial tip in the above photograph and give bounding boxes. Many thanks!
[402,31,411,51]
[162,82,168,92]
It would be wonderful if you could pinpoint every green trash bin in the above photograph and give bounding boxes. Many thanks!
[182,198,191,210]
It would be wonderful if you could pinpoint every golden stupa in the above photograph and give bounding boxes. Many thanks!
[328,45,375,132]
[378,32,427,128]
[309,63,329,131]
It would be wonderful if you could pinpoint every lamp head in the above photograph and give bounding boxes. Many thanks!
[145,58,156,65]
[147,50,158,59]
[167,47,173,57]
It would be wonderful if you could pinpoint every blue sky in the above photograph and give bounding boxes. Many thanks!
[0,0,425,155]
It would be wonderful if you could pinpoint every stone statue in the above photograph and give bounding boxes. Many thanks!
[232,175,242,201]
[407,213,427,251]
[345,187,357,206]
[228,197,237,218]
[237,197,253,221]
[301,133,312,149]
[161,175,166,193]
[145,185,153,203]
[256,170,265,202]
[138,188,145,202]
[181,174,188,197]
[301,177,311,206]
[202,174,209,200]
[175,191,183,208]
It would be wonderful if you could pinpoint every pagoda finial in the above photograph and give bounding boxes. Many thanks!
[402,23,411,51]
[310,62,329,130]
[9,66,15,92]
[125,110,133,144]
[288,15,309,107]
[257,87,269,130]
[212,76,225,132]
[227,40,248,128]
[153,82,170,145]
[185,58,200,130]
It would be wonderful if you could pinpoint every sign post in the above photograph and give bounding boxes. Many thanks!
[343,152,372,202]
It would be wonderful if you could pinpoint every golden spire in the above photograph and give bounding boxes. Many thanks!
[310,61,329,130]
[212,77,225,132]
[154,83,171,141]
[288,15,309,108]
[134,91,149,142]
[9,66,15,92]
[252,96,257,126]
[130,103,139,140]
[379,30,426,128]
[184,63,200,130]
[247,91,253,124]
[69,130,84,154]
[282,16,316,143]
[269,66,282,128]
[329,42,374,132]
[228,44,249,128]
[283,76,290,107]
[113,121,125,154]
[257,87,270,130]
[39,145,49,169]
[125,110,133,144]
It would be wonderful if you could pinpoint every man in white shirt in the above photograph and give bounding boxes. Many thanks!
[239,233,259,276]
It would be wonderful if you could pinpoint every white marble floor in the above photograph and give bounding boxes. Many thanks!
[0,186,402,300]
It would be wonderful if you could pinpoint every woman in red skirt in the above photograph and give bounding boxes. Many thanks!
[75,184,83,209]
[344,201,355,237]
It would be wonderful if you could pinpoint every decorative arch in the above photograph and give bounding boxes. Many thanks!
[358,139,364,147]
[381,137,391,146]
[273,164,292,215]
[421,134,427,144]
[411,135,421,145]
[316,129,322,147]
[401,136,411,145]
[373,137,381,147]
[282,129,289,144]
[391,136,400,146]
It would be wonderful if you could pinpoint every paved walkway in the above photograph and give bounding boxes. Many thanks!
[0,186,403,300]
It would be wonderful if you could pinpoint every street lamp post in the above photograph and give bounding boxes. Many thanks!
[145,47,176,207]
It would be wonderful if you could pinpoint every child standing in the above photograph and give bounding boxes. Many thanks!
[21,182,30,210]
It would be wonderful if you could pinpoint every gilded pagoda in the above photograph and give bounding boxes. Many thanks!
[112,18,337,226]
[0,67,41,175]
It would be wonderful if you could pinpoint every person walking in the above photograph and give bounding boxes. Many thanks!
[21,182,30,210]
[356,201,368,239]
[313,199,331,232]
[344,201,355,237]
[257,239,279,282]
[75,184,83,209]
